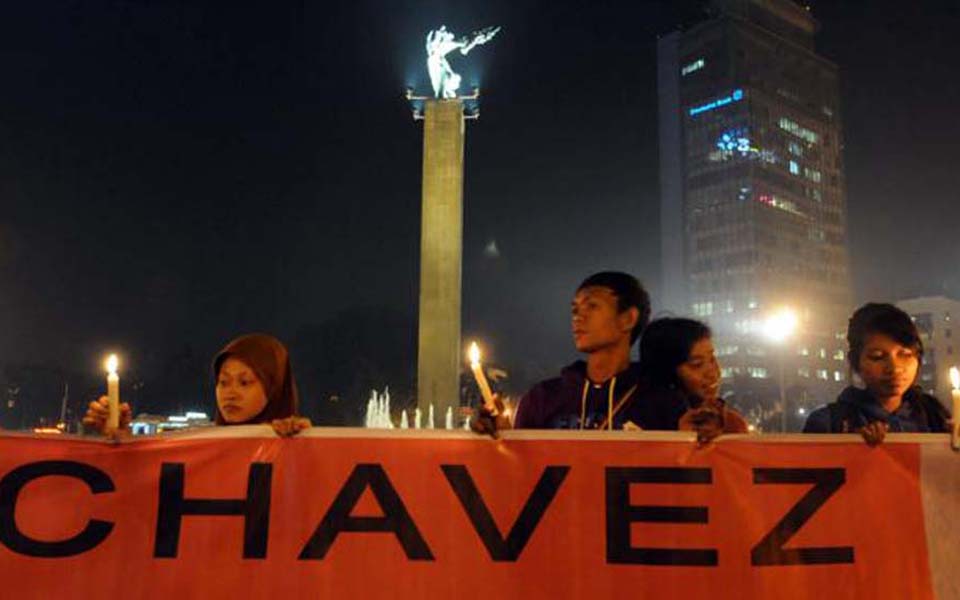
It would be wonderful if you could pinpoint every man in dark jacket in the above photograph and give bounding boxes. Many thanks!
[476,271,685,432]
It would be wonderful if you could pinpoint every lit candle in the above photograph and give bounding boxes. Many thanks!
[950,367,960,451]
[468,342,496,412]
[106,354,120,431]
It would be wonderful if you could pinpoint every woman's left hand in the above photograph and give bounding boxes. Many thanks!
[678,406,725,445]
[271,416,312,437]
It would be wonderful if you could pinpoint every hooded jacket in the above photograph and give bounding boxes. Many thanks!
[513,360,687,430]
[802,385,949,434]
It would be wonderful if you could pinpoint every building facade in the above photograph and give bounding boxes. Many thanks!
[658,0,852,427]
[897,296,960,403]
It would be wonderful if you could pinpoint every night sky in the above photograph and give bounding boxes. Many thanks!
[0,1,958,419]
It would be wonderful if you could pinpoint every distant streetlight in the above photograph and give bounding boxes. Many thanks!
[763,307,799,343]
[763,307,799,432]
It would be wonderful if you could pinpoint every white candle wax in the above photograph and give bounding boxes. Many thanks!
[468,342,496,412]
[106,355,120,431]
[952,389,960,451]
[950,368,960,451]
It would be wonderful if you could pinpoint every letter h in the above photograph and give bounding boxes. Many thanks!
[154,462,272,559]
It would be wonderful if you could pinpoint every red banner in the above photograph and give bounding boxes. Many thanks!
[1,428,957,599]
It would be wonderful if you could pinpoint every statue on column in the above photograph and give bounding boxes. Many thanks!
[426,25,500,99]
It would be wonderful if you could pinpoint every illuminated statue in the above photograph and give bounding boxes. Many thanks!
[426,25,500,99]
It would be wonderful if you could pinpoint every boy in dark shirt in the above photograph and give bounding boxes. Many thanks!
[474,272,685,433]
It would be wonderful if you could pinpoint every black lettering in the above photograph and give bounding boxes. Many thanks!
[751,468,854,566]
[153,462,272,559]
[441,464,569,561]
[605,467,717,566]
[298,463,433,560]
[0,460,114,557]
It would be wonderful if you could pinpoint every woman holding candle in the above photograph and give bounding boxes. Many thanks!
[83,333,310,437]
[637,317,750,443]
[803,303,950,445]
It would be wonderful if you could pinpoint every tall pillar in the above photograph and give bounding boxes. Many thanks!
[417,99,465,422]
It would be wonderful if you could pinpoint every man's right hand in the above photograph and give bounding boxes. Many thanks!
[470,394,510,438]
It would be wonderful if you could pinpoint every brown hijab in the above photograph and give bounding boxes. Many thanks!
[212,333,299,425]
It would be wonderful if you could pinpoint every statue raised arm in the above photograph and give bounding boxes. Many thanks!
[459,26,501,56]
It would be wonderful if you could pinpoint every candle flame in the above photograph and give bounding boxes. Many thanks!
[951,367,959,390]
[468,342,481,366]
[106,354,119,375]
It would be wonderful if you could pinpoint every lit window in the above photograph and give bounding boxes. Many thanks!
[804,167,822,182]
[748,367,769,379]
[789,160,800,175]
[778,117,819,144]
[721,367,734,378]
[797,368,810,378]
[692,302,714,317]
[834,371,844,382]
[834,350,845,360]
[681,58,705,76]
[798,347,809,356]
[816,369,828,380]
[788,141,802,156]
[818,348,827,359]
[748,299,759,309]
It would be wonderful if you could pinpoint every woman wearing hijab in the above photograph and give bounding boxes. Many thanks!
[83,333,310,437]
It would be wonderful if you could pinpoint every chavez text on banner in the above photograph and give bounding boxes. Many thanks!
[1,428,959,600]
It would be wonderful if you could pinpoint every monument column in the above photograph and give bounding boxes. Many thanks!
[417,98,465,421]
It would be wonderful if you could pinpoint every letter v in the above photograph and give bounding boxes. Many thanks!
[441,465,569,561]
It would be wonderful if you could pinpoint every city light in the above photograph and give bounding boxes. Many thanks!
[763,307,799,343]
[715,129,753,155]
[689,88,744,117]
[681,58,705,76]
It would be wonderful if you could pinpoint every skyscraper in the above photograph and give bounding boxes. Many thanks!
[897,295,960,404]
[657,0,851,423]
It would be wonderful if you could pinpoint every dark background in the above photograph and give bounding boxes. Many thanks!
[0,1,957,425]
